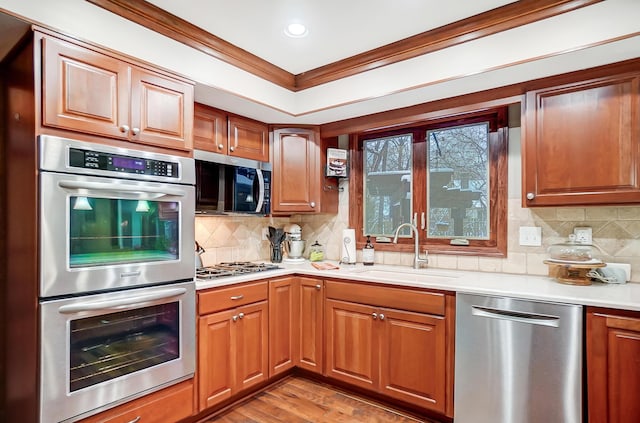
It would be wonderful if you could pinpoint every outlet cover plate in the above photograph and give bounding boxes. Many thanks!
[519,226,542,246]
[574,227,592,244]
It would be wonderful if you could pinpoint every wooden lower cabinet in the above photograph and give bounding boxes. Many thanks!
[197,283,269,411]
[269,277,296,376]
[587,307,640,423]
[325,281,452,416]
[325,299,377,390]
[269,276,324,376]
[297,277,324,373]
[77,379,194,423]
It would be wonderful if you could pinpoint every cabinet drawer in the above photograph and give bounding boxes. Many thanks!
[325,280,446,316]
[199,281,268,315]
[78,379,193,423]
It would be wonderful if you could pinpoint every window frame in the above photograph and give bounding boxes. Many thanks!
[349,107,508,257]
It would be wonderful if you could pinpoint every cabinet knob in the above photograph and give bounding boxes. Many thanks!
[229,146,235,152]
[315,284,321,290]
[526,192,535,200]
[238,312,245,319]
[310,201,316,208]
[232,315,238,322]
[372,313,378,320]
[119,124,130,134]
[131,127,140,136]
[218,144,224,150]
[379,313,385,321]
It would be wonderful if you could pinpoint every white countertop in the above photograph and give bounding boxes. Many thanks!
[196,261,640,312]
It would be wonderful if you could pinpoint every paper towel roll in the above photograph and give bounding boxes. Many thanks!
[341,228,356,264]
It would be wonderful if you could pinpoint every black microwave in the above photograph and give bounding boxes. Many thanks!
[195,151,271,215]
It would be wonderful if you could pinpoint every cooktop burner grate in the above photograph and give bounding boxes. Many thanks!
[196,262,281,280]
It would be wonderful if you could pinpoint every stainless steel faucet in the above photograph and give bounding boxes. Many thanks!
[393,223,429,269]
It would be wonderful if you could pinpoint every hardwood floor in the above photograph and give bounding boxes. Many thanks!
[206,377,441,423]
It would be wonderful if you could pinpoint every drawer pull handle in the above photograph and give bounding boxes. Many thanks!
[230,295,244,300]
[127,417,141,423]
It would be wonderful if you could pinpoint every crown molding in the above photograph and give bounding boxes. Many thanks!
[87,0,601,91]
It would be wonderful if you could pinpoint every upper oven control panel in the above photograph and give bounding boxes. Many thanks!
[69,148,179,178]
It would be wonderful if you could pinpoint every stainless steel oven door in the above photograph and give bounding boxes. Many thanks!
[40,171,195,297]
[39,281,196,423]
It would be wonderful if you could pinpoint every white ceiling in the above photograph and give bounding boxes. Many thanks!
[146,0,517,74]
[1,0,640,126]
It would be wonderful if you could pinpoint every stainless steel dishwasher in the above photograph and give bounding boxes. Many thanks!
[455,293,583,423]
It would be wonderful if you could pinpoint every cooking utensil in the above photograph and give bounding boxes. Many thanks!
[195,241,205,268]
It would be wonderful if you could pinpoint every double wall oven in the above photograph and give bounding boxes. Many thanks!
[38,136,196,423]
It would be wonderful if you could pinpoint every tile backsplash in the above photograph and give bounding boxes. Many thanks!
[195,126,640,282]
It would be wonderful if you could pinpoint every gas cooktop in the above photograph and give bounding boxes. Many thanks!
[196,261,281,280]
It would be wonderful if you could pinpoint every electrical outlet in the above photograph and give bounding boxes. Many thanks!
[573,227,592,244]
[519,226,542,246]
[261,227,269,241]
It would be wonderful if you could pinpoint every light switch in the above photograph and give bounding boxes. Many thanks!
[519,226,542,246]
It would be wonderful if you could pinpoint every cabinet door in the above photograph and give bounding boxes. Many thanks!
[198,309,235,411]
[42,36,130,139]
[236,301,269,392]
[297,277,323,373]
[587,309,640,423]
[325,299,377,390]
[228,116,269,162]
[130,67,194,151]
[269,277,296,376]
[272,128,320,213]
[194,103,228,153]
[379,307,447,413]
[523,75,640,206]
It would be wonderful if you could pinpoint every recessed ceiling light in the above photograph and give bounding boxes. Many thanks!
[284,22,308,38]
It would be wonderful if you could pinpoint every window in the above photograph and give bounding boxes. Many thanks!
[351,107,508,256]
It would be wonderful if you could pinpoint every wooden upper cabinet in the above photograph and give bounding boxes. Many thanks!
[228,115,269,162]
[193,104,269,161]
[41,33,194,152]
[523,74,640,206]
[42,36,130,140]
[272,127,338,214]
[587,307,640,423]
[194,103,228,153]
[130,68,193,151]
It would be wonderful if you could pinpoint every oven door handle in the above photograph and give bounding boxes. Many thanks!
[58,180,186,198]
[57,287,187,314]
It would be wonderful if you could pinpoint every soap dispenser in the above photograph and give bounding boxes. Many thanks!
[363,235,375,266]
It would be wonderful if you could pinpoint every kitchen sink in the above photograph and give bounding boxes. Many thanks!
[349,267,460,284]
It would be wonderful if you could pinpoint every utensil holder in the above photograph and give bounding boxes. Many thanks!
[270,244,282,263]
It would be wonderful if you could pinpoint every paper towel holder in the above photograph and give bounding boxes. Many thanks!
[341,228,357,264]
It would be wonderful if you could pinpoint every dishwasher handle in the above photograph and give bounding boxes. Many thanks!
[471,305,560,327]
